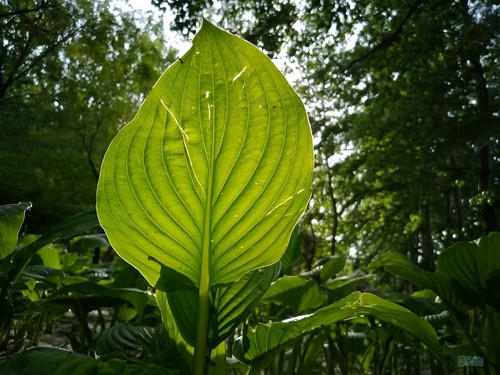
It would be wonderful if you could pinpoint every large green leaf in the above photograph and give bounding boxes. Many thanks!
[95,322,191,370]
[233,291,441,369]
[96,323,164,356]
[0,202,31,259]
[96,20,313,289]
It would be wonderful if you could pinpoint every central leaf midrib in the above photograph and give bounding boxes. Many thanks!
[193,27,218,372]
[200,31,216,290]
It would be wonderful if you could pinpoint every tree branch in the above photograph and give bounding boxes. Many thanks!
[343,0,424,72]
[0,5,47,19]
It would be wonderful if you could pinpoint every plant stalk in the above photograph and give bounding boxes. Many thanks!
[194,286,210,374]
[195,155,214,374]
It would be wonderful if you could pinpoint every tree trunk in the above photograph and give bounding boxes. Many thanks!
[461,0,497,234]
[450,153,465,238]
[303,204,317,271]
[421,202,435,271]
[472,56,497,234]
[326,168,338,255]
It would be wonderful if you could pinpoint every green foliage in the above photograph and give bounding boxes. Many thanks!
[3,2,496,371]
[234,291,441,368]
[371,232,500,369]
[97,20,313,373]
[0,202,32,259]
[91,21,444,375]
[0,0,175,230]
[370,232,500,312]
[0,202,165,367]
[0,347,178,375]
[96,20,313,289]
[156,0,500,274]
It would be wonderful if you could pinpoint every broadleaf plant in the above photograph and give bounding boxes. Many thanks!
[96,20,313,374]
[233,291,442,371]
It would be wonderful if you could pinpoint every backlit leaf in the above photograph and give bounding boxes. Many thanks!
[96,20,313,289]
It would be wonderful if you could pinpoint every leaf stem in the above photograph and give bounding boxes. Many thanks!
[195,124,215,374]
[194,225,211,374]
[194,284,210,374]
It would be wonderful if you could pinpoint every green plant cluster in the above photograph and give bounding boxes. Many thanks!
[1,205,498,374]
[1,18,499,375]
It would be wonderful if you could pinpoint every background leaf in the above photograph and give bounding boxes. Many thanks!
[234,291,441,368]
[160,262,280,348]
[370,233,500,312]
[212,262,280,345]
[369,251,468,311]
[261,275,327,314]
[156,291,195,370]
[0,202,31,259]
[0,347,178,375]
[10,208,99,282]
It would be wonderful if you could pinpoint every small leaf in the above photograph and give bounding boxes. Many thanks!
[69,234,109,254]
[213,262,280,344]
[37,244,62,269]
[319,254,346,281]
[299,254,343,281]
[10,208,99,281]
[0,202,31,259]
[156,291,195,371]
[261,275,327,314]
[279,226,303,274]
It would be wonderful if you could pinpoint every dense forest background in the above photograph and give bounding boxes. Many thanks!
[1,0,498,275]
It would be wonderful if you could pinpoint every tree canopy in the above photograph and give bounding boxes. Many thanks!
[155,0,499,270]
[0,2,499,372]
[0,0,175,230]
[1,0,498,268]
